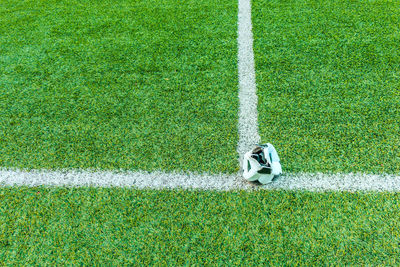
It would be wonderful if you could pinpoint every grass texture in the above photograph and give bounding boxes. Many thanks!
[0,187,400,265]
[253,0,400,174]
[0,0,239,173]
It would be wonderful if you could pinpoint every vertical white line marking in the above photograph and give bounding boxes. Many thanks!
[237,0,260,166]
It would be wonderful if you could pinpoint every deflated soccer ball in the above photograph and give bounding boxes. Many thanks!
[242,143,282,184]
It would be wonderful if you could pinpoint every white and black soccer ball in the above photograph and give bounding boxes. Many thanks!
[242,143,282,184]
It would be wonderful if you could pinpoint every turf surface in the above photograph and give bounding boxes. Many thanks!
[0,0,239,173]
[3,1,400,265]
[1,187,400,265]
[253,0,400,174]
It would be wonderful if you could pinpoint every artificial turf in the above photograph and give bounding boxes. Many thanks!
[253,0,400,174]
[1,187,400,265]
[2,1,400,264]
[0,0,239,173]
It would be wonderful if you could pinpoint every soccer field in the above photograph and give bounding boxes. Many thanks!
[253,0,400,174]
[2,188,400,265]
[1,0,400,264]
[0,0,239,173]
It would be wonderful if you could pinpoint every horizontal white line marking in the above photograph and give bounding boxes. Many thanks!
[1,169,400,191]
[0,169,250,190]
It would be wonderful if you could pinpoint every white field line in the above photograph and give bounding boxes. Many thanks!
[0,169,249,190]
[237,0,260,163]
[2,169,400,192]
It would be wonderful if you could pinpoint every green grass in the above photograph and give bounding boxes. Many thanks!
[2,1,400,265]
[0,187,400,265]
[0,0,239,173]
[253,0,400,174]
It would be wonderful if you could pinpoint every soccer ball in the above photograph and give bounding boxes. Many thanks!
[242,143,282,184]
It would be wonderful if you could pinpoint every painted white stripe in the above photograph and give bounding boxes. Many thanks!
[270,173,400,192]
[237,0,260,162]
[0,169,252,190]
[1,169,400,191]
